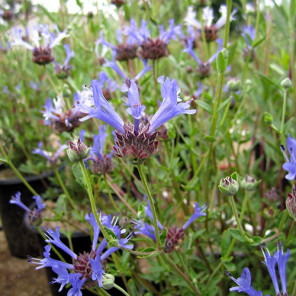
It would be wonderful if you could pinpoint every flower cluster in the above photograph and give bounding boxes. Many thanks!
[98,19,139,61]
[226,243,290,296]
[126,19,182,60]
[11,24,68,65]
[28,213,133,293]
[134,201,206,252]
[76,71,195,164]
[10,192,45,225]
[42,94,85,133]
[183,37,223,79]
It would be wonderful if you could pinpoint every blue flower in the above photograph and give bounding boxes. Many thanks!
[281,135,296,180]
[42,95,83,132]
[29,213,132,292]
[260,244,280,295]
[134,200,205,251]
[68,274,86,296]
[182,203,207,230]
[11,24,68,51]
[227,244,290,296]
[10,192,30,212]
[148,76,196,134]
[226,268,262,296]
[33,141,67,165]
[242,25,256,47]
[10,192,46,224]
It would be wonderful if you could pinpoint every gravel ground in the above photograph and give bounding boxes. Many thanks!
[0,227,51,296]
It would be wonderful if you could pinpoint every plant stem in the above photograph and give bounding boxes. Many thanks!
[137,164,161,250]
[152,60,158,106]
[0,144,39,196]
[103,174,119,212]
[79,160,110,240]
[54,168,76,210]
[113,283,130,296]
[229,196,253,243]
[280,89,288,143]
[223,0,233,48]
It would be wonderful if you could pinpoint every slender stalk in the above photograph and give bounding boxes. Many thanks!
[113,283,130,296]
[280,89,288,143]
[103,174,119,212]
[223,0,233,48]
[152,60,158,106]
[54,168,77,210]
[0,144,39,196]
[79,160,111,240]
[229,196,253,243]
[137,164,161,250]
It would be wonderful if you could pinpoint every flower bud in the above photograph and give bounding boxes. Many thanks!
[240,175,261,191]
[102,274,115,290]
[227,78,241,92]
[67,139,90,162]
[286,185,296,220]
[218,172,239,196]
[281,78,292,89]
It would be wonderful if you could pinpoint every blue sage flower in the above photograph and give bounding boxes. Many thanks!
[98,19,139,61]
[76,71,195,163]
[28,212,133,292]
[183,37,223,79]
[126,19,182,60]
[10,192,45,225]
[42,95,84,133]
[227,243,290,296]
[134,201,206,252]
[11,24,68,65]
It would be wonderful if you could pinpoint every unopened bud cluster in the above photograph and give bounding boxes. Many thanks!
[67,139,90,162]
[218,173,239,196]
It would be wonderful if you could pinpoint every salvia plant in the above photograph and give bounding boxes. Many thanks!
[0,0,296,296]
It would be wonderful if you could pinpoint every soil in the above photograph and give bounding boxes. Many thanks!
[0,221,51,296]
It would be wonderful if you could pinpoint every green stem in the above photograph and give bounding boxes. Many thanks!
[229,196,253,243]
[152,60,158,106]
[54,168,76,210]
[223,0,233,48]
[280,89,288,143]
[137,164,161,250]
[79,160,110,240]
[161,252,201,296]
[0,144,38,196]
[104,174,119,212]
[113,283,130,296]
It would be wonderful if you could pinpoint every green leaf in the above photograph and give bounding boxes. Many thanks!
[137,247,157,258]
[251,236,263,246]
[71,163,86,189]
[221,230,231,256]
[228,228,246,242]
[195,100,213,114]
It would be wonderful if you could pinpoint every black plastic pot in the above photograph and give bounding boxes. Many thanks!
[0,170,51,258]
